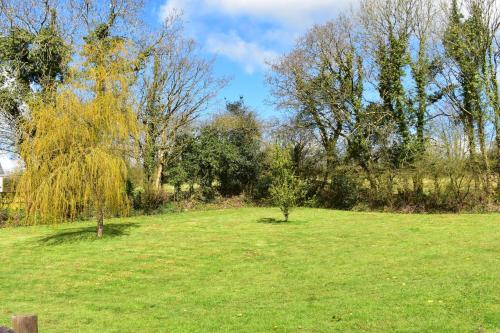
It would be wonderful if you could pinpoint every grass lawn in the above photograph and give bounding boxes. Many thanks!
[0,208,499,332]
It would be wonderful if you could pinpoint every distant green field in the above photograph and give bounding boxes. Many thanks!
[0,208,499,332]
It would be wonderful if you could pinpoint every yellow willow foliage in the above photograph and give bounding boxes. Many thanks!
[16,41,138,225]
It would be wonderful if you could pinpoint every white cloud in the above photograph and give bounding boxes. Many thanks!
[161,0,358,26]
[159,0,193,21]
[159,0,359,73]
[203,0,356,26]
[206,32,278,74]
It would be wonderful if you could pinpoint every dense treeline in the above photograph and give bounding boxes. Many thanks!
[267,0,500,212]
[161,0,500,213]
[0,0,499,233]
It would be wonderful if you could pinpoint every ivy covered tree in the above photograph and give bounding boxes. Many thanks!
[443,0,498,196]
[0,8,69,151]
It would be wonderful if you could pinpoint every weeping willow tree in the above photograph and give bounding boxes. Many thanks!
[16,25,138,237]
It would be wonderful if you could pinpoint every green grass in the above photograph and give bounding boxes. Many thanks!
[0,208,499,332]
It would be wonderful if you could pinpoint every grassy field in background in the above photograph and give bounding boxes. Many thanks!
[0,208,499,332]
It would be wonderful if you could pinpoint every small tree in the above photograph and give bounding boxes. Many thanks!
[269,146,303,222]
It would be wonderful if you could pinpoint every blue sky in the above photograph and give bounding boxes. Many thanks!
[0,0,360,170]
[145,0,360,119]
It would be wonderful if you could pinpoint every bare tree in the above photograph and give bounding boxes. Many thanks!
[0,0,58,34]
[268,15,364,183]
[66,0,144,40]
[137,14,226,190]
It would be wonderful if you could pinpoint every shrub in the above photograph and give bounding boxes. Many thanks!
[130,186,145,210]
[0,208,9,227]
[269,146,304,221]
[253,173,273,202]
[133,188,169,214]
[315,170,360,210]
[329,172,360,210]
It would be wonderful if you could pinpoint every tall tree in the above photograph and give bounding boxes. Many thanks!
[477,0,500,196]
[361,0,416,167]
[176,98,262,200]
[16,25,137,237]
[212,98,262,196]
[137,15,225,190]
[408,0,443,193]
[0,3,69,152]
[410,0,441,153]
[443,0,498,195]
[269,16,363,184]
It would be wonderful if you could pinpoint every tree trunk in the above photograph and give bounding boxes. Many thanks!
[322,139,337,188]
[492,74,500,197]
[477,115,491,196]
[493,81,500,197]
[415,83,426,195]
[96,207,104,238]
[153,162,163,191]
[464,116,480,192]
[496,113,500,196]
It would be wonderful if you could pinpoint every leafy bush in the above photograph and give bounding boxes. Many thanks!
[132,187,169,214]
[0,208,9,227]
[315,170,360,210]
[130,186,145,210]
[329,172,360,210]
[253,173,273,202]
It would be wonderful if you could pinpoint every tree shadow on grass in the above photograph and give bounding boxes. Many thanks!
[38,222,140,246]
[257,218,308,225]
[258,217,284,224]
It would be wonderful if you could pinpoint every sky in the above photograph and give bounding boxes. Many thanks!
[0,0,360,170]
[145,0,360,118]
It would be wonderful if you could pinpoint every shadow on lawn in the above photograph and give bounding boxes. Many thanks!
[38,222,139,245]
[257,218,307,225]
